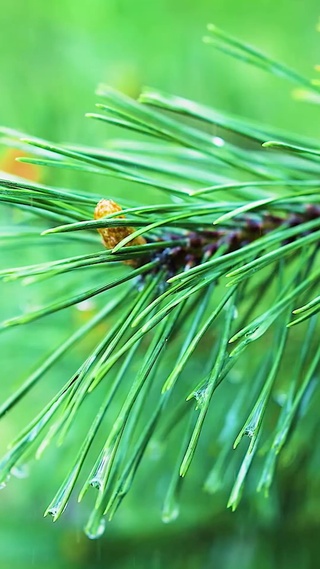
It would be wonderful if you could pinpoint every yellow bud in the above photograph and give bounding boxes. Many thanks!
[94,199,146,265]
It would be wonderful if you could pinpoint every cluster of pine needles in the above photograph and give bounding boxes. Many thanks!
[0,26,319,538]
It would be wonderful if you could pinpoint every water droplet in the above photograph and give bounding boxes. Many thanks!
[11,464,29,479]
[194,388,208,409]
[244,427,254,438]
[45,491,68,520]
[47,506,58,518]
[89,451,110,490]
[245,326,259,338]
[147,439,163,461]
[77,299,95,312]
[162,503,179,523]
[0,473,10,489]
[85,517,106,540]
[89,477,102,490]
[212,136,225,147]
[274,392,287,407]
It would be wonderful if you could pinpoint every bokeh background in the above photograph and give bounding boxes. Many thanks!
[0,1,320,567]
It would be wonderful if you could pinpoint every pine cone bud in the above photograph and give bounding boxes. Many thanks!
[94,199,146,265]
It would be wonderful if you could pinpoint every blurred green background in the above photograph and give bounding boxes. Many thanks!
[0,1,320,567]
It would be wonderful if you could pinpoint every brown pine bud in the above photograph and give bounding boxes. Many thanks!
[94,199,146,265]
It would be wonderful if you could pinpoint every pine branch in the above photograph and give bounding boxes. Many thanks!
[0,25,319,539]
